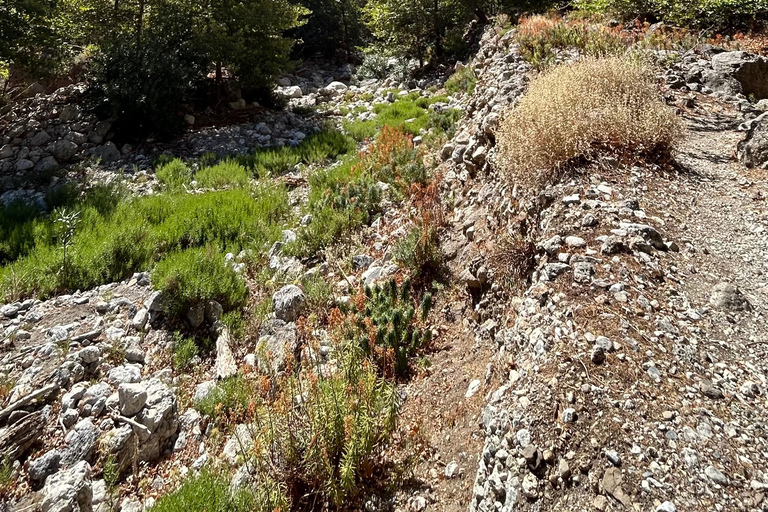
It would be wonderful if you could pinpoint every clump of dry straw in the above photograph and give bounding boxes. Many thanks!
[495,56,681,189]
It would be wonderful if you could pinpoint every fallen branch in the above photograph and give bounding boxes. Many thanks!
[114,414,151,440]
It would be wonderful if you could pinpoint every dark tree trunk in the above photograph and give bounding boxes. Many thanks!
[136,0,145,44]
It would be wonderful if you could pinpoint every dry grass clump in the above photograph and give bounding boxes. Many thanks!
[496,56,681,190]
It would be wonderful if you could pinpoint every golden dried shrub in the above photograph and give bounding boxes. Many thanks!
[495,56,681,190]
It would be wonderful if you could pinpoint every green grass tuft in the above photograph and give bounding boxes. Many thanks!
[153,247,248,315]
[195,160,250,189]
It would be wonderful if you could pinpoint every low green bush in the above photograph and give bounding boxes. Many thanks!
[0,185,290,300]
[515,15,628,70]
[239,129,356,177]
[286,159,383,258]
[445,66,477,95]
[194,375,257,418]
[575,0,768,30]
[354,278,432,377]
[153,247,248,316]
[156,158,192,191]
[172,332,199,370]
[0,183,124,265]
[233,343,399,508]
[342,119,377,141]
[150,470,267,512]
[194,160,250,189]
[288,125,430,258]
[393,225,443,278]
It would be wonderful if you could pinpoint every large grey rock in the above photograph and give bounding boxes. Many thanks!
[35,156,59,172]
[30,130,52,146]
[710,282,749,311]
[103,378,178,469]
[60,419,98,468]
[41,460,92,512]
[711,51,768,100]
[272,285,306,322]
[255,321,299,374]
[322,81,349,96]
[107,365,141,386]
[738,113,768,168]
[283,86,303,98]
[15,159,34,171]
[222,424,254,465]
[91,142,120,163]
[52,140,79,162]
[0,144,14,159]
[29,450,62,484]
[118,383,147,417]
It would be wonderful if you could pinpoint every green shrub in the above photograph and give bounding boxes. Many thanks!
[156,158,192,191]
[301,273,333,313]
[575,0,768,29]
[515,15,628,70]
[194,375,257,418]
[354,278,432,377]
[150,470,269,512]
[356,52,390,79]
[88,27,204,140]
[240,129,356,177]
[445,66,476,95]
[0,186,290,300]
[195,160,250,189]
[0,183,125,265]
[173,332,199,370]
[342,119,377,141]
[198,151,219,168]
[152,247,248,316]
[288,125,429,258]
[392,225,443,278]
[287,159,383,258]
[237,343,399,508]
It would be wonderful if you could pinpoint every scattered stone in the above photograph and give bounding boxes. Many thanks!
[466,379,481,398]
[710,282,749,310]
[118,383,147,417]
[272,285,306,322]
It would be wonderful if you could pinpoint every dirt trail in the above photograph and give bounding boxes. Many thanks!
[670,108,768,321]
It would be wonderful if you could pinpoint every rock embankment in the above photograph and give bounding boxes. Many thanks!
[437,24,768,512]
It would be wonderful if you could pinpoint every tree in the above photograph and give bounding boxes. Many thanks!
[291,0,369,59]
[194,0,307,97]
[0,0,62,94]
[364,0,472,65]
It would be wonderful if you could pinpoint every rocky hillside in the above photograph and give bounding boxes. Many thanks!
[2,16,768,512]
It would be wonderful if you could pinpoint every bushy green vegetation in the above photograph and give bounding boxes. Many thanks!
[195,160,251,189]
[575,0,768,30]
[238,129,357,177]
[0,183,122,265]
[153,247,248,315]
[172,332,199,370]
[393,225,443,278]
[200,343,399,509]
[194,376,257,418]
[515,15,628,69]
[0,185,290,300]
[156,158,192,191]
[342,119,378,141]
[445,66,477,95]
[352,278,432,377]
[150,470,264,512]
[287,125,429,258]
